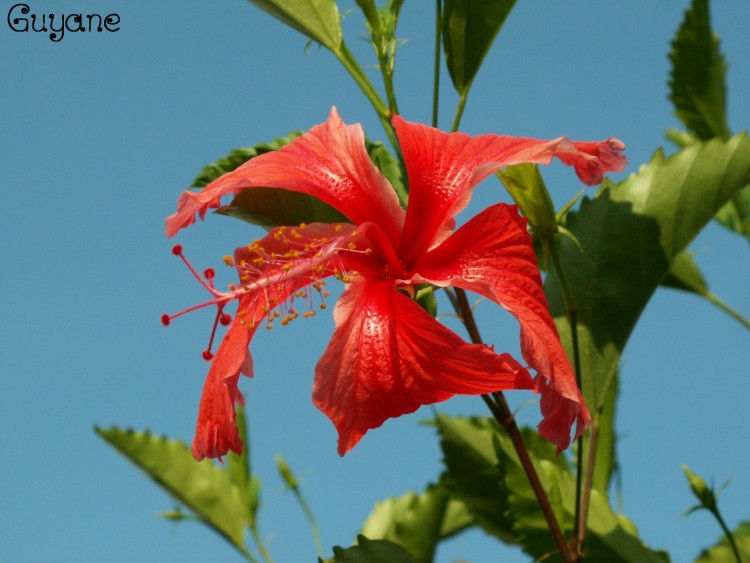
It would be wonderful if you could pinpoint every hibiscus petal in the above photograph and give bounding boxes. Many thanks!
[166,108,405,242]
[413,203,591,453]
[191,307,253,461]
[392,115,626,264]
[313,277,534,456]
[192,222,365,461]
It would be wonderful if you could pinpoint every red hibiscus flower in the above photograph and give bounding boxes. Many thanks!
[165,108,626,460]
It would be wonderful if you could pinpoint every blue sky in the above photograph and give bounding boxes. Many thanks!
[1,1,748,562]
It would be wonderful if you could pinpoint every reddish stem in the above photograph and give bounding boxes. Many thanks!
[453,287,574,563]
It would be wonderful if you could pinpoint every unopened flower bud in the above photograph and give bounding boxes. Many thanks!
[499,163,557,239]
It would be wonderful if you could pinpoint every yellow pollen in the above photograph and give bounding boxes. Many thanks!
[347,242,357,250]
[223,255,235,267]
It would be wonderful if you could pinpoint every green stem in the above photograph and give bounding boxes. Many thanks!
[450,91,468,132]
[291,487,324,559]
[578,415,600,556]
[705,290,750,331]
[713,508,744,563]
[547,239,587,557]
[452,287,574,563]
[432,0,442,128]
[249,526,273,563]
[375,45,399,116]
[730,191,750,245]
[333,42,403,165]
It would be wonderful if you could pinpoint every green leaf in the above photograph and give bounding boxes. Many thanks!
[544,135,750,411]
[438,495,474,540]
[442,0,517,95]
[696,520,750,563]
[360,484,457,562]
[248,0,342,52]
[95,427,248,553]
[661,250,709,295]
[715,184,750,236]
[437,416,670,562]
[437,415,518,543]
[668,0,729,140]
[667,0,750,239]
[328,535,418,563]
[218,186,350,229]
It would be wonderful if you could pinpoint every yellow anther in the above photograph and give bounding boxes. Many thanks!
[334,225,343,232]
[266,323,274,330]
[223,255,235,267]
[347,242,357,250]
